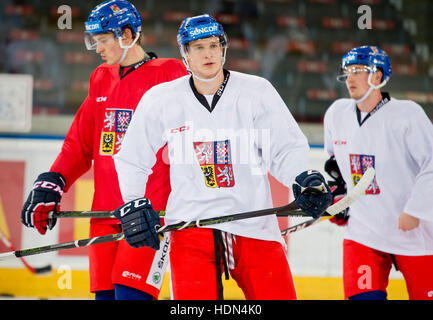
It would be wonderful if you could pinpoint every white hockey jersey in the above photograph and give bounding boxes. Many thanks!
[114,70,309,244]
[324,96,433,255]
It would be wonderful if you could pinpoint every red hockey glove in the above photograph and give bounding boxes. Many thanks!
[329,193,349,226]
[21,172,65,235]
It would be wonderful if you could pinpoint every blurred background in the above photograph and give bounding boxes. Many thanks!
[0,0,431,300]
[0,0,432,138]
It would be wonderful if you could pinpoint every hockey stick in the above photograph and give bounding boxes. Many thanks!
[0,168,375,260]
[0,202,307,260]
[54,203,305,219]
[54,208,304,219]
[53,210,165,219]
[0,232,125,261]
[280,216,331,236]
[0,228,52,274]
[280,167,375,235]
[54,173,353,220]
[163,166,374,233]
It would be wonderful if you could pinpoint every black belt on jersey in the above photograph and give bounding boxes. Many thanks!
[213,229,230,300]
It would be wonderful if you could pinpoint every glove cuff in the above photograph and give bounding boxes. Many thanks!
[35,172,66,190]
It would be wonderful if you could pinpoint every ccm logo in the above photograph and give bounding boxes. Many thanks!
[334,140,347,145]
[170,125,190,133]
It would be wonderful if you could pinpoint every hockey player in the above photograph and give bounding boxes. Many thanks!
[113,14,332,300]
[324,45,433,300]
[20,0,187,300]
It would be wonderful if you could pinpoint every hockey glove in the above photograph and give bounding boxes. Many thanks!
[113,198,161,250]
[328,193,349,226]
[324,155,346,195]
[292,170,333,219]
[21,172,65,235]
[324,156,349,226]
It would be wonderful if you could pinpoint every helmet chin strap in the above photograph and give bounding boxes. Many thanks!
[192,68,223,82]
[355,72,389,103]
[182,47,227,83]
[117,33,141,64]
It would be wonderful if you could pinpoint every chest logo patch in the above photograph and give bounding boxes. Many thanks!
[349,154,380,194]
[193,140,235,188]
[100,108,133,155]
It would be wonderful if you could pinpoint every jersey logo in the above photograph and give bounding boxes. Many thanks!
[349,154,380,194]
[96,96,107,102]
[100,108,133,155]
[193,140,235,188]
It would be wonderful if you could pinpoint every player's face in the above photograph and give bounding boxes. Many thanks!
[186,37,224,80]
[93,33,123,65]
[345,64,383,100]
[344,64,371,100]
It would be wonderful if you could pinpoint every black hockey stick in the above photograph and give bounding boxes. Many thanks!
[53,210,164,219]
[0,168,375,260]
[0,232,125,260]
[54,206,300,219]
[0,201,303,260]
[280,216,332,236]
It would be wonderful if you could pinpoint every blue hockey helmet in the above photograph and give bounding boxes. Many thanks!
[84,0,142,50]
[337,46,392,82]
[177,14,228,55]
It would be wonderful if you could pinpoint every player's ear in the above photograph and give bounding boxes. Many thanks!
[122,27,133,44]
[373,70,383,85]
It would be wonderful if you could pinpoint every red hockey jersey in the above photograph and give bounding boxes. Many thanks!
[51,57,188,223]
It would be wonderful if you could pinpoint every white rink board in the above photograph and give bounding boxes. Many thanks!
[0,74,33,133]
[0,138,402,278]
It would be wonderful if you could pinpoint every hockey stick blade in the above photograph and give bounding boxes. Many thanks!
[325,166,375,216]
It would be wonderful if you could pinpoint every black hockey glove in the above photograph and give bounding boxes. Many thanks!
[113,198,161,250]
[324,156,349,225]
[324,155,346,196]
[21,172,66,235]
[292,170,333,219]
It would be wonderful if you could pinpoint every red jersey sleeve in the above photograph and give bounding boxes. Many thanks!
[50,75,97,191]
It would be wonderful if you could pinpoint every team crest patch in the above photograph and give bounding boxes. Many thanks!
[100,108,133,155]
[110,4,121,13]
[193,140,235,188]
[349,154,380,194]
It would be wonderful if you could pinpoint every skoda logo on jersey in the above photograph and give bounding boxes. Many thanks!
[85,21,102,32]
[188,23,219,38]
